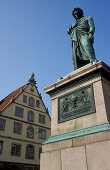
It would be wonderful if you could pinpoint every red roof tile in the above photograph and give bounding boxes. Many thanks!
[0,84,28,112]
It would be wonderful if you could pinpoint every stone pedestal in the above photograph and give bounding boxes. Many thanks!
[40,61,110,170]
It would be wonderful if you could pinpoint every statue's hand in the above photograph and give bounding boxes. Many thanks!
[88,33,93,39]
[67,28,70,34]
[67,25,72,34]
[88,33,94,44]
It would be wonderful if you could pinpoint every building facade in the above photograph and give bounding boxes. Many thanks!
[0,74,51,170]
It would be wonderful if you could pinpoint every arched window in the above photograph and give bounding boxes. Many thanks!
[27,127,34,138]
[26,144,34,159]
[28,97,34,107]
[28,111,34,122]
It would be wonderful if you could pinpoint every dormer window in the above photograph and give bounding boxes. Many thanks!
[23,95,27,103]
[28,97,34,107]
[15,107,23,117]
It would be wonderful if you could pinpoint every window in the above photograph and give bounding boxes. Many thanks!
[30,88,34,93]
[28,97,34,107]
[26,145,34,159]
[15,107,23,117]
[39,147,42,159]
[0,119,5,130]
[23,95,27,103]
[0,141,3,154]
[39,114,46,124]
[28,111,34,122]
[14,122,22,134]
[38,129,46,139]
[36,100,40,108]
[27,127,34,138]
[11,144,21,156]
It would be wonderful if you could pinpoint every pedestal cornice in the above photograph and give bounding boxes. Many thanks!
[44,61,110,96]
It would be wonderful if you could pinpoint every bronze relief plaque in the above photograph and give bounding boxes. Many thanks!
[58,84,96,123]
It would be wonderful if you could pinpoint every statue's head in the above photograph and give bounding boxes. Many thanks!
[72,8,83,20]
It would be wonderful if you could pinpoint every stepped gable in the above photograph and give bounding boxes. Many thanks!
[0,73,50,119]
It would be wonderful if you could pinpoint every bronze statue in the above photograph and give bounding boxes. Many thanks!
[67,8,97,70]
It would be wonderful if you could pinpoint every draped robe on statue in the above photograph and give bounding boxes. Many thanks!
[68,16,96,70]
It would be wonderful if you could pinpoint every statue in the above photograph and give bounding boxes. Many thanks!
[67,8,97,70]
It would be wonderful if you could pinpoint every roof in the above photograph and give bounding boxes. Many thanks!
[0,84,28,112]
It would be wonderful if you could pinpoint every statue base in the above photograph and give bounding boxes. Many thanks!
[40,61,110,170]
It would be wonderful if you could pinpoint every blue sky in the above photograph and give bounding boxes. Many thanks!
[0,0,110,115]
